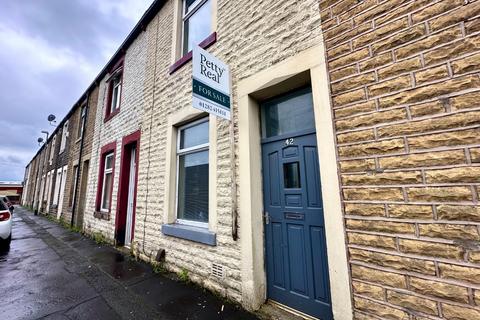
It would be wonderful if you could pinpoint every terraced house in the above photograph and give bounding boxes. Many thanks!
[23,0,480,319]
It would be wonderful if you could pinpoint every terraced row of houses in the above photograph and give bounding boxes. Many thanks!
[22,0,480,319]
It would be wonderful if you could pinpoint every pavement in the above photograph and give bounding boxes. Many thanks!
[0,207,259,320]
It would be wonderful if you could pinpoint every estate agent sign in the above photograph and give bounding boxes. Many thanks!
[192,46,231,120]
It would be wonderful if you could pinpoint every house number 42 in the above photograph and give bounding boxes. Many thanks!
[285,138,294,145]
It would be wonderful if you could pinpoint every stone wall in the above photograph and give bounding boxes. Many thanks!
[319,0,480,319]
[83,31,147,240]
[61,86,99,227]
[134,0,322,304]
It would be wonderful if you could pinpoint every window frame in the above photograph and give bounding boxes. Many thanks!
[95,142,116,214]
[100,153,114,212]
[109,74,122,113]
[49,136,56,165]
[59,121,69,153]
[169,0,217,74]
[53,168,62,205]
[181,0,211,56]
[77,106,86,141]
[175,117,209,228]
[104,58,124,123]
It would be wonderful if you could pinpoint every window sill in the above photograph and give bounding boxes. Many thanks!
[104,109,120,123]
[168,32,217,75]
[162,223,216,246]
[94,211,110,220]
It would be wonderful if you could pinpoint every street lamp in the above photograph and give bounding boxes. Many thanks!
[41,130,49,141]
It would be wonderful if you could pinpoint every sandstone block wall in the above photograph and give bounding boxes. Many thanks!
[61,86,99,227]
[134,0,322,304]
[83,31,147,240]
[320,0,480,319]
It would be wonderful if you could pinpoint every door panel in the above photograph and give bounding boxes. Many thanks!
[287,223,308,296]
[268,152,281,206]
[272,222,285,288]
[262,132,332,320]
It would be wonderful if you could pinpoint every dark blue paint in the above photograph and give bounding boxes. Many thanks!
[262,132,332,320]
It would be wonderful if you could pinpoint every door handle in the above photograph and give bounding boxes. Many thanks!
[264,211,270,225]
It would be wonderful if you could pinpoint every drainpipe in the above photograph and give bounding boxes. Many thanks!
[230,120,238,241]
[70,91,90,227]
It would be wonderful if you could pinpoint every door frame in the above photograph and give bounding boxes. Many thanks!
[115,130,140,246]
[237,44,353,319]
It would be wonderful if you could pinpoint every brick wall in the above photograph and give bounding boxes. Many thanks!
[320,0,480,319]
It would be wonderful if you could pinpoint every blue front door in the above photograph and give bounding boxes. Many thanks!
[261,88,332,319]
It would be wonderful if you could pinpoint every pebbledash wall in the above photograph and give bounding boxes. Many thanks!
[320,0,480,319]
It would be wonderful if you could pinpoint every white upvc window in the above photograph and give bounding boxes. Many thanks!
[53,169,62,205]
[176,118,209,227]
[59,121,69,153]
[182,0,212,55]
[49,136,56,165]
[100,153,114,212]
[110,74,122,114]
[77,106,86,140]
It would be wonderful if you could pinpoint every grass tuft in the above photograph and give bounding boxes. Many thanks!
[178,268,190,282]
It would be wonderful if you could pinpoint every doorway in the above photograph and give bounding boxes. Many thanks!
[76,160,89,228]
[116,131,140,247]
[261,88,332,320]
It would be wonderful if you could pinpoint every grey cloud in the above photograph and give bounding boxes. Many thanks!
[0,0,153,180]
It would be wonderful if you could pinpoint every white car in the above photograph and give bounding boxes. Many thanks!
[0,198,12,248]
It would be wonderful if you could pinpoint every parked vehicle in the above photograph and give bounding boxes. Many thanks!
[0,195,14,213]
[0,198,12,248]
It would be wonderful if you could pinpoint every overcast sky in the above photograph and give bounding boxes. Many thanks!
[0,0,154,182]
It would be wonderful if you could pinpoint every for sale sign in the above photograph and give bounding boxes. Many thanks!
[192,46,231,120]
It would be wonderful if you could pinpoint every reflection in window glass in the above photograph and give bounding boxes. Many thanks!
[177,119,209,224]
[261,90,315,138]
[101,172,112,210]
[180,120,209,149]
[284,162,301,189]
[183,0,212,54]
[110,75,122,113]
[101,153,114,211]
[178,150,209,223]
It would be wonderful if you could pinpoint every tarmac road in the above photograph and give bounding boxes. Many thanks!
[0,207,258,320]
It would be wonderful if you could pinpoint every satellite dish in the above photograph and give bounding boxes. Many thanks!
[47,114,56,122]
[37,137,44,143]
